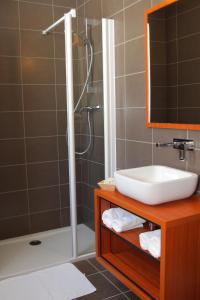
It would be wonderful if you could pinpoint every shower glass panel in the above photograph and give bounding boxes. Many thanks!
[73,15,104,256]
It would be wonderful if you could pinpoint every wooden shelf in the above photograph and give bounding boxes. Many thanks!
[102,224,160,260]
[103,250,160,300]
[95,189,200,299]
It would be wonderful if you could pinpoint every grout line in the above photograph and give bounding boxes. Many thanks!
[103,292,129,300]
[17,0,31,233]
[13,0,75,10]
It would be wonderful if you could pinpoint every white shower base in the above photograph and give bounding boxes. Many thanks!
[0,224,95,280]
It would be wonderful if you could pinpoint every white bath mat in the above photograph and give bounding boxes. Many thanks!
[0,263,96,300]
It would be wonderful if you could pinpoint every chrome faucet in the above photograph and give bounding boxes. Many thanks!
[156,138,195,161]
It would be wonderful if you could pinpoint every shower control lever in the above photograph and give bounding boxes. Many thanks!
[78,105,101,113]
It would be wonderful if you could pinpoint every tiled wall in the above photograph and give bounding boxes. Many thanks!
[102,0,200,191]
[0,0,83,240]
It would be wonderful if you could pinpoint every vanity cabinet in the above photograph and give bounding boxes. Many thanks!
[94,189,200,300]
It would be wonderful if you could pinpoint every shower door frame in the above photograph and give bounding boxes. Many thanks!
[64,9,78,259]
[64,12,116,260]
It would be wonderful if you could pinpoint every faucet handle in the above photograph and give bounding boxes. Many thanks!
[173,138,194,151]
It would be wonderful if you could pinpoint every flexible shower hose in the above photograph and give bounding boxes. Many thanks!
[74,38,94,155]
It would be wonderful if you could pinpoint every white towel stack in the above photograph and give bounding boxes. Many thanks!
[102,208,145,233]
[139,229,161,258]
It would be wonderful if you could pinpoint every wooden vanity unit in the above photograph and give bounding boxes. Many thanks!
[94,189,200,300]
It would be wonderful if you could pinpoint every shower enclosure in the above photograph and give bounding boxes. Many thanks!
[43,8,116,259]
[0,5,116,279]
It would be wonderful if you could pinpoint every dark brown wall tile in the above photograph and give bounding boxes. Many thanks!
[57,111,67,135]
[0,216,29,240]
[0,29,20,56]
[116,109,125,139]
[0,1,19,28]
[58,135,68,160]
[23,85,56,111]
[22,58,55,84]
[53,0,76,7]
[116,139,126,170]
[85,0,102,20]
[29,186,60,213]
[24,111,57,137]
[21,30,54,58]
[60,184,70,208]
[116,77,125,108]
[0,86,22,112]
[27,162,59,188]
[0,57,21,84]
[112,12,124,46]
[88,161,104,187]
[125,0,151,40]
[153,146,186,170]
[0,139,25,166]
[60,207,70,227]
[26,137,58,163]
[126,108,152,142]
[59,160,69,184]
[0,191,28,220]
[19,2,53,30]
[102,0,123,17]
[56,85,67,110]
[0,165,27,193]
[30,210,60,233]
[0,112,24,139]
[125,37,144,74]
[55,59,66,84]
[54,34,65,59]
[125,141,152,168]
[125,73,145,107]
[115,44,124,76]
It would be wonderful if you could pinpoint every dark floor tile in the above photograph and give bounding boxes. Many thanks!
[88,258,105,271]
[111,295,129,300]
[103,271,129,292]
[74,260,97,276]
[77,273,119,299]
[125,291,141,300]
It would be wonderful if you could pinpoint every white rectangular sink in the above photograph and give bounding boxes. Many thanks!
[114,165,198,205]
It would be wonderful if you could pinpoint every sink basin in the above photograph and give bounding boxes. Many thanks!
[114,165,198,205]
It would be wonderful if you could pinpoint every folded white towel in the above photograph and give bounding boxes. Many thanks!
[148,236,161,259]
[139,229,161,258]
[139,229,161,250]
[102,208,145,233]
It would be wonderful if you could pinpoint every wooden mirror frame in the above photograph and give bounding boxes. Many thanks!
[144,0,200,131]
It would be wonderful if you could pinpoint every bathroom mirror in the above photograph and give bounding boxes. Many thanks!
[145,0,200,130]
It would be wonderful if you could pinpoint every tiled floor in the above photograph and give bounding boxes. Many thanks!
[74,258,140,300]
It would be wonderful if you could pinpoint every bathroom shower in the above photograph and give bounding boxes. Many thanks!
[72,32,101,156]
[43,23,100,156]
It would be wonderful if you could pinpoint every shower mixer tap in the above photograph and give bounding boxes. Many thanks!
[78,105,101,113]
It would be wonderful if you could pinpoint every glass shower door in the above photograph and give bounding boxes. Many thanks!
[73,15,104,256]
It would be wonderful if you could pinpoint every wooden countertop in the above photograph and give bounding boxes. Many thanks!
[95,188,200,226]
